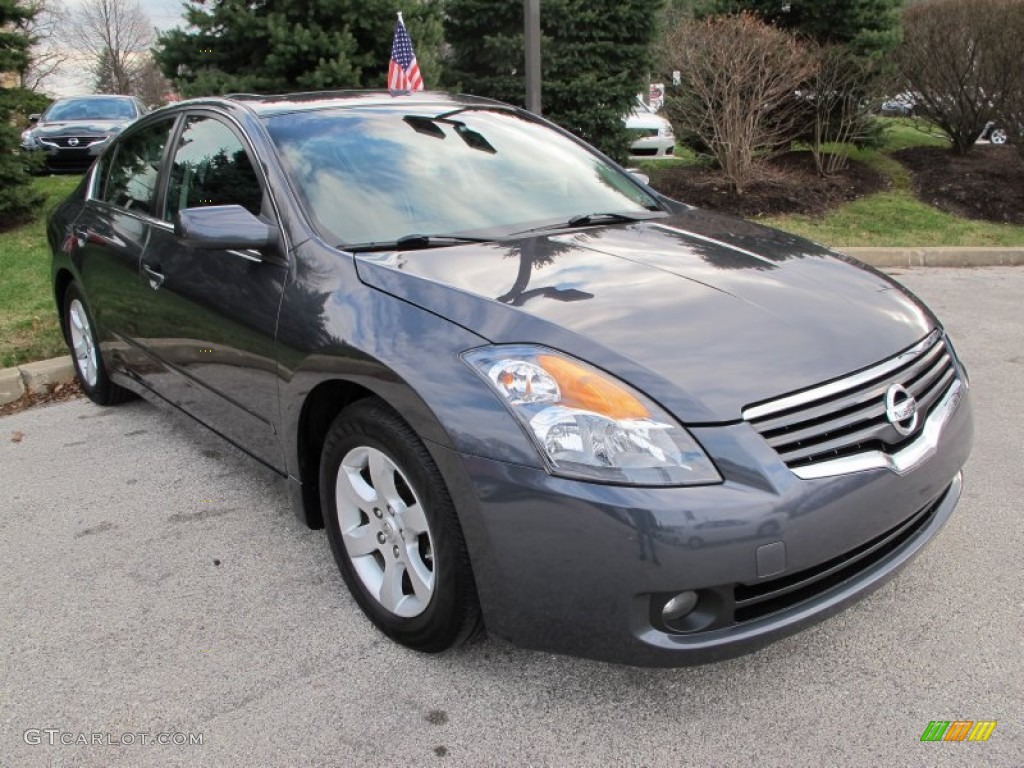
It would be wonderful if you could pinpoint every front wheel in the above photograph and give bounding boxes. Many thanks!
[989,128,1008,145]
[63,283,133,406]
[320,398,481,652]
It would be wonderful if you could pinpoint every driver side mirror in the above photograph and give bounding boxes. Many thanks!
[174,205,278,253]
[28,113,40,124]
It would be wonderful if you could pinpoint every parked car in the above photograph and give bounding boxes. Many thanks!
[624,96,675,157]
[48,92,973,667]
[21,95,146,173]
[880,92,918,117]
[979,121,1009,145]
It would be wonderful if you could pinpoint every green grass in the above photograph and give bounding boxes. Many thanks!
[875,117,950,152]
[760,190,1024,247]
[0,176,79,368]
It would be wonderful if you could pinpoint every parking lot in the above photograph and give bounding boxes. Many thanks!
[1,266,1021,767]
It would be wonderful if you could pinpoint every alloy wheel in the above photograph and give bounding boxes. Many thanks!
[335,446,436,618]
[68,298,98,388]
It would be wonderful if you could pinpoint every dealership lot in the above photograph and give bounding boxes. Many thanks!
[1,266,1021,767]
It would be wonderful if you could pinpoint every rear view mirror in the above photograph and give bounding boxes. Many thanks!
[175,205,278,252]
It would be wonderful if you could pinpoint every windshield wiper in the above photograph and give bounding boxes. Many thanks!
[513,210,665,236]
[346,234,495,253]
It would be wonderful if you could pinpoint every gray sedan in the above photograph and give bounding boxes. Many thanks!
[47,91,972,666]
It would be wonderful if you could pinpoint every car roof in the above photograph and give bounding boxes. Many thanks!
[53,95,136,102]
[164,90,511,118]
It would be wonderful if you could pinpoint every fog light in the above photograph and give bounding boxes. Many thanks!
[662,590,699,622]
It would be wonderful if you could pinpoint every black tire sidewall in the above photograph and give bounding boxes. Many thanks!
[319,399,477,651]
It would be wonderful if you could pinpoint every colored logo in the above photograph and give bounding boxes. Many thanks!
[920,720,997,742]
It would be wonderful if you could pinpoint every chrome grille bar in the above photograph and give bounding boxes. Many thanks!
[743,331,962,477]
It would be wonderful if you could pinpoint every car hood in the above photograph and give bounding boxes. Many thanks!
[33,119,129,136]
[354,209,937,423]
[623,111,670,131]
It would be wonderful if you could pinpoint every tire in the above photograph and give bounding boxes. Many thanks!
[320,398,481,652]
[63,283,133,406]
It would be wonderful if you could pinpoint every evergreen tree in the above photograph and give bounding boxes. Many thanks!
[154,0,445,97]
[92,47,118,93]
[444,0,662,162]
[0,0,44,229]
[700,0,902,59]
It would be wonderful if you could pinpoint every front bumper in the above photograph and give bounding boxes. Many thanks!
[435,385,972,666]
[628,136,675,158]
[23,142,106,173]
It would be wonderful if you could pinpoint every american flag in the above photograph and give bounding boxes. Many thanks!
[388,13,424,92]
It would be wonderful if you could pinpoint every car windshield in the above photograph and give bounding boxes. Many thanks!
[263,106,661,247]
[44,98,136,122]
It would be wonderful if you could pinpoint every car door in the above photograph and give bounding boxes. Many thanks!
[69,116,178,375]
[132,111,287,469]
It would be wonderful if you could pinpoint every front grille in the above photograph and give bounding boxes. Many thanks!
[743,332,958,469]
[38,136,105,149]
[629,128,660,139]
[732,488,943,623]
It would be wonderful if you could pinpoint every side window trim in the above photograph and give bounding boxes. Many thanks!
[155,113,189,223]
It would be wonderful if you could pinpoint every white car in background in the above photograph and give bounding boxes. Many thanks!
[624,97,674,158]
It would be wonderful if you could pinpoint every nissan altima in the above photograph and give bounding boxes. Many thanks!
[48,91,973,666]
[22,95,147,174]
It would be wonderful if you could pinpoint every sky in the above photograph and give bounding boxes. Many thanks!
[48,0,187,96]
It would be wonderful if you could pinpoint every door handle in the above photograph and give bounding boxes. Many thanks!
[143,264,165,290]
[72,226,89,246]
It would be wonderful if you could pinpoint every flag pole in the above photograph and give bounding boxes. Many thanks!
[524,0,542,115]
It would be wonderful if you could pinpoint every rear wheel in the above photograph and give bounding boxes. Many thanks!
[320,398,481,652]
[63,283,133,405]
[989,128,1008,145]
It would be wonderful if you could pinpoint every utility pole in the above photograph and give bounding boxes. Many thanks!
[524,0,541,114]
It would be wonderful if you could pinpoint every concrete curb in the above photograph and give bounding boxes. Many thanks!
[841,247,1024,268]
[0,356,74,406]
[0,249,1020,407]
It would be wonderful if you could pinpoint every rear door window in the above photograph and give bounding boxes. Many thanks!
[102,118,175,215]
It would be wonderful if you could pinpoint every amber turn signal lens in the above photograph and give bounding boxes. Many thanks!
[537,354,649,420]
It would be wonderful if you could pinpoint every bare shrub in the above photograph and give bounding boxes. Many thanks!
[998,3,1024,156]
[659,13,816,193]
[807,46,881,177]
[895,0,1021,154]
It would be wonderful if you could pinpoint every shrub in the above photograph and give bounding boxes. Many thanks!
[659,13,816,192]
[895,0,1021,154]
[806,46,882,176]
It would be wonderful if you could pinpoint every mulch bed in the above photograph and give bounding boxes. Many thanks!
[893,145,1024,225]
[1,380,83,420]
[648,151,887,218]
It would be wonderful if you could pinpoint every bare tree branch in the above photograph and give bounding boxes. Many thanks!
[76,0,153,94]
[16,0,70,91]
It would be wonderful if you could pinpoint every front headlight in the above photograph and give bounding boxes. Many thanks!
[20,129,35,148]
[463,345,721,486]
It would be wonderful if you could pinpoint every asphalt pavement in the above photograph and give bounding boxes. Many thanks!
[1,267,1022,767]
